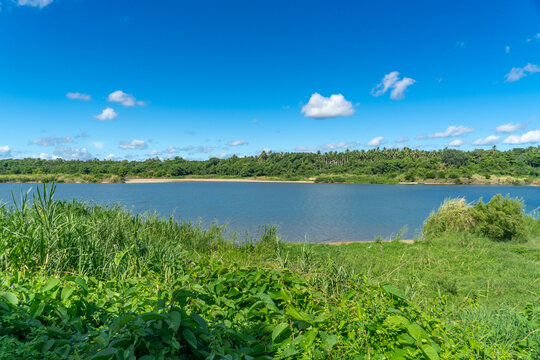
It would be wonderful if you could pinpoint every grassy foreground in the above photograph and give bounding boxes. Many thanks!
[0,185,538,359]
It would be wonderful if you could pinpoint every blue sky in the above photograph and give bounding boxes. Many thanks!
[1,0,540,160]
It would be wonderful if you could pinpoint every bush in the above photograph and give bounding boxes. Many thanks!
[423,195,529,241]
[470,194,528,241]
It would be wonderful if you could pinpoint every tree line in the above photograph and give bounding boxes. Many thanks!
[0,146,539,181]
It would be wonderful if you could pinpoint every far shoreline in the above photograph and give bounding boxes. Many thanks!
[123,177,540,186]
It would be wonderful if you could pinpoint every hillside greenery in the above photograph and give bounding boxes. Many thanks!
[0,185,538,359]
[0,146,539,184]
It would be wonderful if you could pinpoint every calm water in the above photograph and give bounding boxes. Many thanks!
[0,183,538,242]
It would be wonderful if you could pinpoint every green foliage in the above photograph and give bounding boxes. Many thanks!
[0,185,538,359]
[423,195,531,241]
[0,146,539,183]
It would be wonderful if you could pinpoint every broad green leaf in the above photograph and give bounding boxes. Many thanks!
[272,323,289,342]
[182,328,198,349]
[286,306,310,322]
[407,323,426,341]
[382,284,407,300]
[168,311,182,332]
[0,292,18,306]
[141,312,167,321]
[30,301,46,319]
[321,332,338,350]
[61,285,74,302]
[421,344,440,360]
[42,278,60,292]
[74,277,89,293]
[85,348,117,360]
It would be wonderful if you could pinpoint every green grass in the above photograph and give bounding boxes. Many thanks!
[0,174,124,184]
[0,185,538,359]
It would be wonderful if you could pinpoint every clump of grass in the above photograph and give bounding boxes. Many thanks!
[423,195,530,241]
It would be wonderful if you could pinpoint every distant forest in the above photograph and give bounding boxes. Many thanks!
[1,147,539,183]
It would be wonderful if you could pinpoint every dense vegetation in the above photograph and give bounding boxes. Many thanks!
[0,185,538,359]
[1,146,540,184]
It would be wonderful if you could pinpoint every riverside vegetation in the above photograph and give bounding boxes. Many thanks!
[0,185,538,359]
[0,146,539,184]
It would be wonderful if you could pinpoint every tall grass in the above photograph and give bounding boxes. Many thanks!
[0,184,278,279]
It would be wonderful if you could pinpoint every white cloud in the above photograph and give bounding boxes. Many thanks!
[119,139,147,150]
[505,46,510,54]
[228,140,248,146]
[301,93,355,119]
[107,90,143,107]
[321,141,360,150]
[295,146,317,151]
[395,137,409,143]
[455,41,466,48]
[92,142,104,150]
[495,122,526,133]
[17,0,53,8]
[0,145,11,157]
[505,63,540,82]
[53,147,93,160]
[426,125,474,138]
[371,71,400,97]
[31,136,73,146]
[164,146,178,154]
[472,135,500,146]
[39,153,60,160]
[149,150,161,156]
[390,78,416,100]
[446,139,466,147]
[371,71,416,100]
[66,92,91,101]
[94,107,118,121]
[217,153,231,159]
[502,130,540,145]
[367,136,384,147]
[105,153,119,160]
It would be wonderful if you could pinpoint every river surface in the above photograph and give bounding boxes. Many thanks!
[0,183,538,242]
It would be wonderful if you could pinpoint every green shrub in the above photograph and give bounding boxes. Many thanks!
[470,194,528,241]
[423,195,529,241]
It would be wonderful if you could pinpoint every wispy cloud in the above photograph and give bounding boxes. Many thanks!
[92,142,104,150]
[228,140,248,146]
[31,136,73,146]
[66,92,91,101]
[473,135,500,146]
[301,93,354,119]
[94,107,118,121]
[366,136,384,147]
[53,146,93,160]
[164,146,178,154]
[108,90,145,107]
[395,137,409,143]
[321,141,360,150]
[446,139,466,147]
[502,130,540,145]
[295,146,317,152]
[0,145,11,157]
[17,0,53,8]
[119,139,147,150]
[371,71,415,100]
[505,63,539,82]
[179,146,214,153]
[426,125,474,138]
[505,46,510,54]
[495,122,526,133]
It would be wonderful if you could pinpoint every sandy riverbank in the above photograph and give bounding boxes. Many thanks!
[124,178,315,184]
[322,239,415,245]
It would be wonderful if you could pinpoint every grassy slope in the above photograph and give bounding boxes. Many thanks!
[0,186,538,358]
[278,236,540,308]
